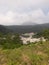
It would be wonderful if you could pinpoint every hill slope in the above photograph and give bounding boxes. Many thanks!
[0,41,49,65]
[0,25,11,34]
[6,23,49,33]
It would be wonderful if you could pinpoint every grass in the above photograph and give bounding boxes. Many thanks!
[0,41,49,65]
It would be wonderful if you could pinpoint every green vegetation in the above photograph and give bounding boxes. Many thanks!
[6,23,49,33]
[34,29,49,39]
[0,29,49,65]
[0,41,49,65]
[0,33,23,49]
[41,29,49,39]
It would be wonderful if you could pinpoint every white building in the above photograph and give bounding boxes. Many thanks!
[20,33,46,44]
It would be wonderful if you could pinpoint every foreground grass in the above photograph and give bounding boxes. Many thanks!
[0,41,49,65]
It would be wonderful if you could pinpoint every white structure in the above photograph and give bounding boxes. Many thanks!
[20,34,46,44]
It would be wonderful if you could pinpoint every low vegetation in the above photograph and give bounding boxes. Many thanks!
[33,29,49,39]
[0,41,49,65]
[0,29,49,65]
[0,33,23,49]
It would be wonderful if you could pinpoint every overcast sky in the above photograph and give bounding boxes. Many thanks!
[0,0,49,25]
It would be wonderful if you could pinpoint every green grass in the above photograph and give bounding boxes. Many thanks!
[0,41,49,65]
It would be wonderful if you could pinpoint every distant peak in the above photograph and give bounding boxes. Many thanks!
[22,21,37,25]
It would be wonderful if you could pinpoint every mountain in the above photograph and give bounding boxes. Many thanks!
[0,25,11,34]
[6,23,49,33]
[22,21,37,25]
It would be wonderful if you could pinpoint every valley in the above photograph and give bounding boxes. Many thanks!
[0,24,49,65]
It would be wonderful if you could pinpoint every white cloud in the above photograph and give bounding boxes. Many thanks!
[1,0,48,7]
[0,11,15,25]
[0,0,49,12]
[0,0,49,25]
[0,9,49,25]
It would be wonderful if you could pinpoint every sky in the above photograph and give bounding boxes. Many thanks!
[0,0,49,25]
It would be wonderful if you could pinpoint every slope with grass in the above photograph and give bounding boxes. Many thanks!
[0,41,49,65]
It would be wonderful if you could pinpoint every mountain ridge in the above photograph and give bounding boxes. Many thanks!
[6,23,49,33]
[22,21,37,25]
[0,25,12,34]
[0,23,49,34]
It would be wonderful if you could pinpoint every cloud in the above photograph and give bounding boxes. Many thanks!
[0,0,49,13]
[0,0,49,25]
[1,0,49,7]
[0,11,15,25]
[0,9,49,25]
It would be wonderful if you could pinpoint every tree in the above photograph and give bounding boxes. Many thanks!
[42,29,49,39]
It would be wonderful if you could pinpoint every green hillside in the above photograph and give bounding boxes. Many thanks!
[0,25,49,65]
[0,25,12,34]
[0,41,49,65]
[6,23,49,33]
